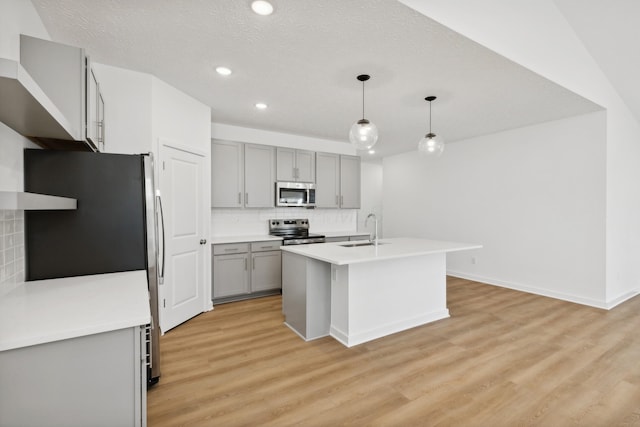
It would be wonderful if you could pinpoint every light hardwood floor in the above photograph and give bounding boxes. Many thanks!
[148,277,640,426]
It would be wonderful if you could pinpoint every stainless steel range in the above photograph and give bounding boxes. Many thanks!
[268,219,325,245]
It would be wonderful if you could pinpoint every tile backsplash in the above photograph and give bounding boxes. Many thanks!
[211,207,358,236]
[0,210,25,293]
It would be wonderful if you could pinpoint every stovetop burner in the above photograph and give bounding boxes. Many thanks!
[268,219,325,245]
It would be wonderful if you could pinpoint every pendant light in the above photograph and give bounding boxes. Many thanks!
[349,74,378,150]
[418,96,444,156]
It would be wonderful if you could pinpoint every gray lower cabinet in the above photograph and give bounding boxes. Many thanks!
[212,240,282,303]
[0,326,147,427]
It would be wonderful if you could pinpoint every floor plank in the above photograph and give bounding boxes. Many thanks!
[148,277,640,426]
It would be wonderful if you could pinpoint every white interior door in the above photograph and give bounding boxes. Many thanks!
[159,144,205,332]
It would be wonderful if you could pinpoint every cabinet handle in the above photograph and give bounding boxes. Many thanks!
[294,167,299,179]
[238,192,241,204]
[341,195,344,206]
[252,256,256,270]
[261,245,272,249]
[335,195,339,206]
[224,248,236,252]
[244,258,247,270]
[245,192,248,205]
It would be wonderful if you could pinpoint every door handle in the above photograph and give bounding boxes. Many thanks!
[200,239,207,245]
[156,193,166,284]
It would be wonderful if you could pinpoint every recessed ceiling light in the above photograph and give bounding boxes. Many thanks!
[368,150,375,155]
[255,102,268,110]
[215,66,232,76]
[251,0,274,15]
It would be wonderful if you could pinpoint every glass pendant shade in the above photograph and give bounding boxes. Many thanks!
[418,96,444,156]
[418,132,445,156]
[349,119,379,150]
[350,74,378,150]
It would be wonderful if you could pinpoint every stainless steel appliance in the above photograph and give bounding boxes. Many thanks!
[275,182,316,207]
[24,149,164,386]
[269,218,325,245]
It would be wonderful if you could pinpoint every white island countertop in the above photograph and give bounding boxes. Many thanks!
[280,237,482,266]
[210,235,283,245]
[0,270,150,352]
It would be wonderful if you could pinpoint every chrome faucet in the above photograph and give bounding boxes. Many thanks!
[365,213,378,246]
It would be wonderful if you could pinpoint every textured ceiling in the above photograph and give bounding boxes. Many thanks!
[554,0,640,123]
[31,0,602,158]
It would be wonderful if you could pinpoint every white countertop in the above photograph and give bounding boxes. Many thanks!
[0,270,151,352]
[211,231,367,244]
[280,237,482,265]
[211,235,283,245]
[319,231,370,238]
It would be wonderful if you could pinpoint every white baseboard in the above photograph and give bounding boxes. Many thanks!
[330,309,450,347]
[446,270,625,310]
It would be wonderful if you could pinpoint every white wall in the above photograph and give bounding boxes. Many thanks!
[92,63,153,155]
[0,0,49,61]
[399,0,640,306]
[0,0,48,192]
[153,78,212,155]
[384,112,607,307]
[358,160,384,236]
[0,0,50,293]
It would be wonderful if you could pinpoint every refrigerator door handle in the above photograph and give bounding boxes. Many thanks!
[157,193,166,284]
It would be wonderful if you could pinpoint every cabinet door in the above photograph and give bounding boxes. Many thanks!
[0,327,144,427]
[86,66,99,147]
[340,155,361,209]
[213,253,250,298]
[97,89,105,152]
[251,250,282,292]
[212,140,244,207]
[276,148,296,181]
[315,152,340,208]
[295,150,316,183]
[244,144,275,208]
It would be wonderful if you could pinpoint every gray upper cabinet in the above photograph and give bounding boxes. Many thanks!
[276,148,315,183]
[211,140,274,208]
[244,144,275,208]
[87,66,105,152]
[340,155,361,209]
[315,152,340,208]
[19,35,105,151]
[316,153,361,209]
[211,140,244,208]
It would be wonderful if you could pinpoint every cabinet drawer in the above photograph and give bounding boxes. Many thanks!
[251,241,283,252]
[213,243,249,255]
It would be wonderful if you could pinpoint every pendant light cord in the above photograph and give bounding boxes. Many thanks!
[429,100,432,134]
[362,80,365,120]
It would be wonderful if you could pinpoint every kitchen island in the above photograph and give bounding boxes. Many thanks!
[281,238,481,347]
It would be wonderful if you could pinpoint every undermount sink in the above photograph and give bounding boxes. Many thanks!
[339,242,387,248]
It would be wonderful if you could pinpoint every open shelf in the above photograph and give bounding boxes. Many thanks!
[0,191,77,210]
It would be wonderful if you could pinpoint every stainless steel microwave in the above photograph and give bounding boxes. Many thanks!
[276,182,316,207]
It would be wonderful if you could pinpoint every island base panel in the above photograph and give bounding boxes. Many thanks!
[330,253,449,347]
[282,252,331,340]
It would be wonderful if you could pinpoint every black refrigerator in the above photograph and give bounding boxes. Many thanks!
[24,149,163,386]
